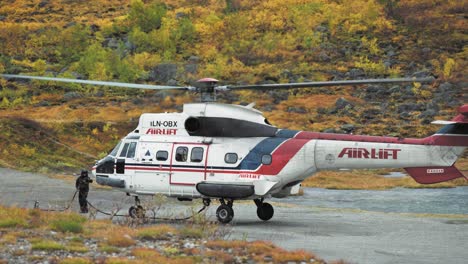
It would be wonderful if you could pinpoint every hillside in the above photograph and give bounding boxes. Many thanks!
[0,0,466,175]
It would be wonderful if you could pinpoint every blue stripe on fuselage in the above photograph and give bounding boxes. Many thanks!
[275,129,300,138]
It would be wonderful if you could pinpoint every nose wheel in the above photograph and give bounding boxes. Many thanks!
[254,198,274,221]
[216,199,234,224]
[129,196,146,218]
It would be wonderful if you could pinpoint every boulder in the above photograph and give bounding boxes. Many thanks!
[94,91,105,97]
[287,106,307,114]
[388,85,401,94]
[399,112,411,119]
[411,70,431,78]
[362,108,381,120]
[39,0,49,8]
[426,101,439,113]
[335,97,354,110]
[346,68,365,79]
[438,82,453,92]
[315,25,328,32]
[103,38,119,49]
[341,124,355,133]
[318,51,331,62]
[90,24,100,33]
[419,109,437,119]
[364,85,389,100]
[149,64,178,83]
[63,92,82,101]
[35,100,50,107]
[184,63,198,75]
[397,103,424,113]
[322,128,337,133]
[167,79,178,86]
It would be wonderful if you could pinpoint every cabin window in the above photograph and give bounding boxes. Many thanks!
[261,154,272,165]
[156,151,168,161]
[119,143,129,157]
[175,147,188,162]
[126,142,137,158]
[225,153,238,164]
[191,147,204,162]
[109,141,122,156]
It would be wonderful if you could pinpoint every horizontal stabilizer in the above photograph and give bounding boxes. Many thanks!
[405,166,467,184]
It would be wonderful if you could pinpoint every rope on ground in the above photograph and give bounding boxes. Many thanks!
[34,190,78,212]
[87,200,208,220]
[33,188,207,221]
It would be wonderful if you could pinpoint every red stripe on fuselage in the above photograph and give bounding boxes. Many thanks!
[294,131,467,146]
[427,135,468,147]
[255,138,311,175]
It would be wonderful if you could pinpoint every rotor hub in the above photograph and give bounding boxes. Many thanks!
[196,78,219,102]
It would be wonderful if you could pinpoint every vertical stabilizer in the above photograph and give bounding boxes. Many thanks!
[406,105,467,183]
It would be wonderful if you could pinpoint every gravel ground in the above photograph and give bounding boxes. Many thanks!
[1,168,467,264]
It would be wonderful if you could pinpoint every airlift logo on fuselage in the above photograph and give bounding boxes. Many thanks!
[146,120,178,135]
[338,148,401,159]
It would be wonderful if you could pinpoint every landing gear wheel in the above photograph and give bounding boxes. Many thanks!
[216,204,234,224]
[257,202,274,221]
[129,205,146,218]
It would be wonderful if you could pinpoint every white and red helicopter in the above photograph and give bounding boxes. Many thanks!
[1,74,467,223]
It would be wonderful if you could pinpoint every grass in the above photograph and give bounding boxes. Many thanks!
[31,240,66,251]
[136,225,177,241]
[206,240,321,263]
[106,232,136,247]
[98,244,121,254]
[66,241,89,253]
[0,219,24,228]
[59,258,93,264]
[51,219,84,234]
[179,227,203,239]
[0,204,328,263]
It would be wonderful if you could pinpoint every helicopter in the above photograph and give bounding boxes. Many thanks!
[1,73,467,223]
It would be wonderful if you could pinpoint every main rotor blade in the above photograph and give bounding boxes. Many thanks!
[0,74,188,90]
[223,77,435,90]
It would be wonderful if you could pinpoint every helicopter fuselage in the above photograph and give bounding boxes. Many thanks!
[91,103,467,201]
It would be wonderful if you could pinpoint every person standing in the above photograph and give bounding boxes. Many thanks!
[75,170,92,213]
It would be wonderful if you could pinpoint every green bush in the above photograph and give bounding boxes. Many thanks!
[128,0,167,33]
[179,227,203,239]
[51,220,84,234]
[0,219,24,228]
[32,240,66,251]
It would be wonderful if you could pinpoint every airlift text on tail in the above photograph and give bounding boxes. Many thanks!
[338,148,401,159]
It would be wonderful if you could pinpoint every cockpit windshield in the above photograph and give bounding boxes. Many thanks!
[109,141,122,156]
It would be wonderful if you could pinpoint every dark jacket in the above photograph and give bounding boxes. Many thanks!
[76,174,92,192]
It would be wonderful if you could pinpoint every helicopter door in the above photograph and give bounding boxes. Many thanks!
[132,142,171,194]
[170,143,209,186]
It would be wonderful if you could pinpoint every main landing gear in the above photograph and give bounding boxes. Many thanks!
[254,198,274,221]
[214,198,275,224]
[216,199,234,224]
[129,196,146,218]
